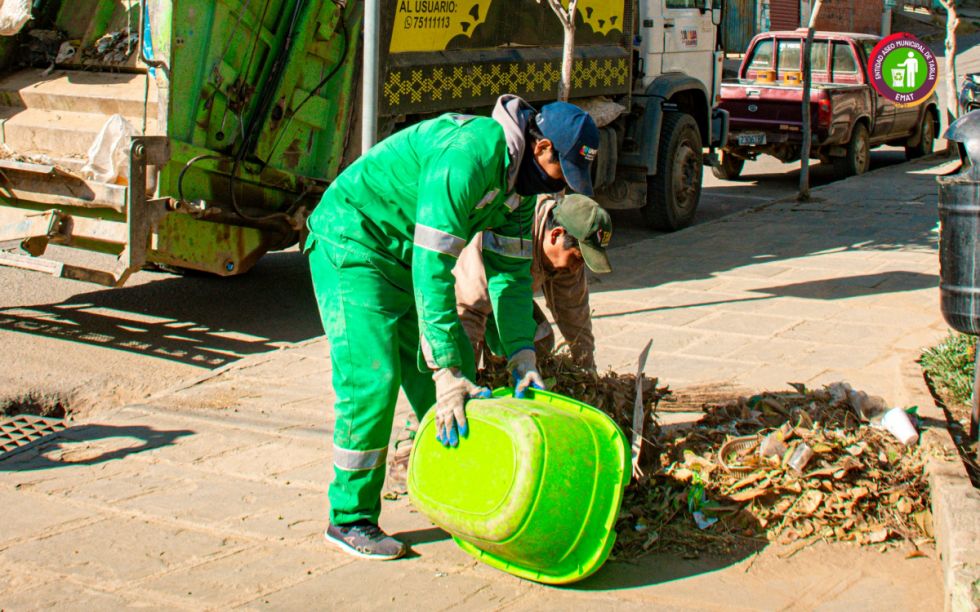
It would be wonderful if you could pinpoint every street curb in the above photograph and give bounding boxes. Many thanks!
[925,429,980,612]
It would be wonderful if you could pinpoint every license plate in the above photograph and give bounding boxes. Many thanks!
[737,133,766,146]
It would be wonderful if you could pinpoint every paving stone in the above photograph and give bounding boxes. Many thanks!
[0,579,180,610]
[714,335,816,364]
[644,353,748,386]
[138,544,351,608]
[219,489,326,541]
[0,555,61,597]
[0,487,95,545]
[200,438,326,481]
[742,297,843,321]
[114,467,303,527]
[271,459,328,490]
[777,319,895,347]
[591,302,714,328]
[13,457,170,504]
[689,311,797,337]
[241,557,500,610]
[604,325,706,355]
[678,332,760,360]
[1,515,248,584]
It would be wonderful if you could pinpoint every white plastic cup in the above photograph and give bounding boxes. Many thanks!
[882,407,918,445]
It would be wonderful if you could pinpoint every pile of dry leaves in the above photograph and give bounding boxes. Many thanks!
[478,354,936,559]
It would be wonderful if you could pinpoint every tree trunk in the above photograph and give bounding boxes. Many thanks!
[559,16,576,101]
[799,0,823,201]
[541,0,578,102]
[938,0,959,139]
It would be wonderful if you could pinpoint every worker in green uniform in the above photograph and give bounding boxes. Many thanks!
[306,94,600,560]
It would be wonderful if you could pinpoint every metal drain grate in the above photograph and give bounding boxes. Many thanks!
[0,414,66,461]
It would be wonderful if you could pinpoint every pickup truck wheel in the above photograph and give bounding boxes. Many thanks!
[643,112,703,231]
[834,123,870,177]
[711,152,745,180]
[905,112,935,159]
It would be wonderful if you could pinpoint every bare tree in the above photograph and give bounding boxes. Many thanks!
[937,0,960,138]
[537,0,579,101]
[799,0,824,201]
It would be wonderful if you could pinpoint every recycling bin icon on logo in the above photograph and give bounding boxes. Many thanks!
[891,68,906,88]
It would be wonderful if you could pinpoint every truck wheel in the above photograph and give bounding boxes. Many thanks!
[905,111,935,160]
[834,123,870,177]
[711,152,745,180]
[643,112,703,231]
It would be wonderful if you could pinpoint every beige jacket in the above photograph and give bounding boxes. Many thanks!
[453,197,595,368]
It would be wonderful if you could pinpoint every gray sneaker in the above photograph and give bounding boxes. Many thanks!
[325,520,407,560]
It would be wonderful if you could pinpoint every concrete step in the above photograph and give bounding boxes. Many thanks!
[0,106,160,159]
[0,69,158,118]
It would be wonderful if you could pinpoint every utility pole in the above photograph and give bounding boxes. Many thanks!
[362,0,380,153]
[798,0,823,201]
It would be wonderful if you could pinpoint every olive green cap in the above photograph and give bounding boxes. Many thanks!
[553,194,612,274]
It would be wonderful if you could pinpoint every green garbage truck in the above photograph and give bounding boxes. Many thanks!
[0,0,727,286]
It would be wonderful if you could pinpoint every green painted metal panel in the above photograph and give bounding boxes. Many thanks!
[164,0,359,211]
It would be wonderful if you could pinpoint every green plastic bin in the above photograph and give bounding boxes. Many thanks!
[407,388,629,584]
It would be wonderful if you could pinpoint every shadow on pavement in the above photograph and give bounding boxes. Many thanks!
[0,424,194,471]
[594,159,942,299]
[594,271,938,320]
[396,526,453,547]
[0,250,321,369]
[573,548,763,591]
[607,150,910,252]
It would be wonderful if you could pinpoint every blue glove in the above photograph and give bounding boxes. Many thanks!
[432,368,491,447]
[507,349,545,399]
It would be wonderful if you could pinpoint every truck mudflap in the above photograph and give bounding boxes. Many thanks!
[711,108,730,148]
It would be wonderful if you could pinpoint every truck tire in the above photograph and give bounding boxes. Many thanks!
[905,111,935,160]
[834,122,870,177]
[643,112,703,231]
[711,152,745,180]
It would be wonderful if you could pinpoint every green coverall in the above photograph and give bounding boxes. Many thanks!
[306,113,537,525]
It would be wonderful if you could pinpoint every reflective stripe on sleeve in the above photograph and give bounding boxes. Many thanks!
[414,224,465,258]
[481,231,533,260]
[333,445,387,471]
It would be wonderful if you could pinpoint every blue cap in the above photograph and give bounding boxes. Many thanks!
[535,102,600,196]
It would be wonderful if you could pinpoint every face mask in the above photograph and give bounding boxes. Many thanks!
[515,143,567,196]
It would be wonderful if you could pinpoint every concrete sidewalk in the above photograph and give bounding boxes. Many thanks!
[1,156,976,610]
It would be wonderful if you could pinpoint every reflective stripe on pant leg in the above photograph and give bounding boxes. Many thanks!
[333,445,387,471]
[308,241,408,525]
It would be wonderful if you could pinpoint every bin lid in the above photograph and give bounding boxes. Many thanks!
[946,110,980,177]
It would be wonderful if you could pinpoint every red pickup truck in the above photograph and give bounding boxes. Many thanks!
[716,31,939,179]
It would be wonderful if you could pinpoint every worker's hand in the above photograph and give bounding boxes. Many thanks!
[507,349,545,399]
[433,368,491,447]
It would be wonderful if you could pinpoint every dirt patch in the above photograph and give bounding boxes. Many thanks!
[0,390,71,419]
